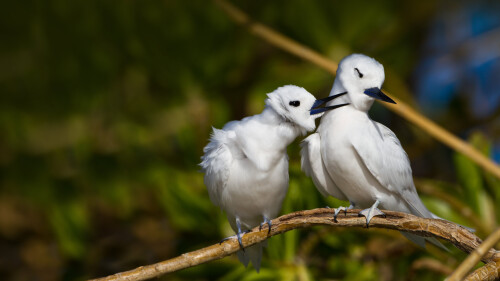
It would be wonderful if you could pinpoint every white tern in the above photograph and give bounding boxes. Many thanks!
[301,54,448,249]
[200,85,346,271]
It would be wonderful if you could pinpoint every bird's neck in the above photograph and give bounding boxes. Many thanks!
[332,80,374,113]
[260,107,303,147]
[349,92,374,112]
[328,82,351,106]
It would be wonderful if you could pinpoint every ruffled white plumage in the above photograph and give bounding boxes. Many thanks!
[201,85,322,271]
[201,128,233,208]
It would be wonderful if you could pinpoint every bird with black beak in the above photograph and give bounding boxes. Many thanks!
[302,53,452,250]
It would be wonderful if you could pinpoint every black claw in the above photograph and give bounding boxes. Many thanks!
[260,218,272,235]
[238,230,252,251]
[237,232,244,251]
[219,236,231,244]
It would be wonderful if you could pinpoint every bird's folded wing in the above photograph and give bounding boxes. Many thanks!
[200,128,234,207]
[301,133,348,200]
[351,123,432,218]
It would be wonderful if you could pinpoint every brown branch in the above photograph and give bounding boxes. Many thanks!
[89,208,499,281]
[448,228,500,281]
[212,0,338,74]
[89,4,500,281]
[212,0,500,180]
[415,179,489,234]
[464,260,500,281]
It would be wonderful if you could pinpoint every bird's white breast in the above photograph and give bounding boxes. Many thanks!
[318,107,387,208]
[220,117,292,229]
[222,155,288,228]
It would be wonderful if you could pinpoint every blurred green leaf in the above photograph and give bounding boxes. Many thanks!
[49,200,89,259]
[1,0,499,280]
[453,151,483,214]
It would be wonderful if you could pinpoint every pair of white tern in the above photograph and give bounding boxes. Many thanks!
[201,54,451,272]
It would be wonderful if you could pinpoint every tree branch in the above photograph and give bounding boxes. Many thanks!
[464,260,500,281]
[212,0,500,180]
[89,3,500,280]
[448,228,500,281]
[89,208,499,281]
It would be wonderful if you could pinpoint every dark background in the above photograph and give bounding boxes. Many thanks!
[1,1,499,280]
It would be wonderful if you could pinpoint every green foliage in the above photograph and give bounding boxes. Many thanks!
[451,132,499,234]
[1,1,499,280]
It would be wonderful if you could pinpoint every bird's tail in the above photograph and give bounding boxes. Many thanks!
[400,232,449,252]
[236,240,267,272]
[430,212,475,233]
[399,210,459,251]
[400,210,476,252]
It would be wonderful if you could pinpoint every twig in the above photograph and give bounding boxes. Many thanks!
[89,208,498,281]
[212,0,500,180]
[448,228,500,281]
[410,258,454,277]
[464,260,500,281]
[415,179,489,234]
[212,0,338,74]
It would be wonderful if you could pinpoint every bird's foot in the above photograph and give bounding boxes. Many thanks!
[220,218,251,251]
[219,230,252,250]
[358,200,385,228]
[219,236,232,244]
[333,207,346,223]
[259,216,272,235]
[333,202,355,222]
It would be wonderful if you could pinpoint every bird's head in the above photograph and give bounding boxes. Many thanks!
[265,85,324,134]
[312,54,394,114]
[337,54,394,111]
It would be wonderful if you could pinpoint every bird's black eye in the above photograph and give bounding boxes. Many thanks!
[289,100,300,107]
[355,68,364,78]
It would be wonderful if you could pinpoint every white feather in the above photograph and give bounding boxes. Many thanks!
[300,133,348,200]
[308,54,449,249]
[201,85,323,271]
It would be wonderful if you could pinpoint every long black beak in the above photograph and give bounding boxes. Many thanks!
[310,92,349,115]
[363,88,396,104]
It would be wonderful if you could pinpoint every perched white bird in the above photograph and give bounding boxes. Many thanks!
[200,85,344,271]
[301,54,446,249]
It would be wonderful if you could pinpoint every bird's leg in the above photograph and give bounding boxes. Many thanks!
[333,202,355,222]
[235,218,245,250]
[219,217,249,251]
[358,199,385,228]
[259,216,272,235]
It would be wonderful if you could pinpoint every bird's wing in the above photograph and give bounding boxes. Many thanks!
[351,122,432,218]
[301,133,348,200]
[200,128,234,208]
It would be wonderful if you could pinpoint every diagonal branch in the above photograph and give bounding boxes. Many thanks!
[212,0,338,74]
[89,208,499,281]
[448,228,500,281]
[464,260,500,281]
[212,0,500,179]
